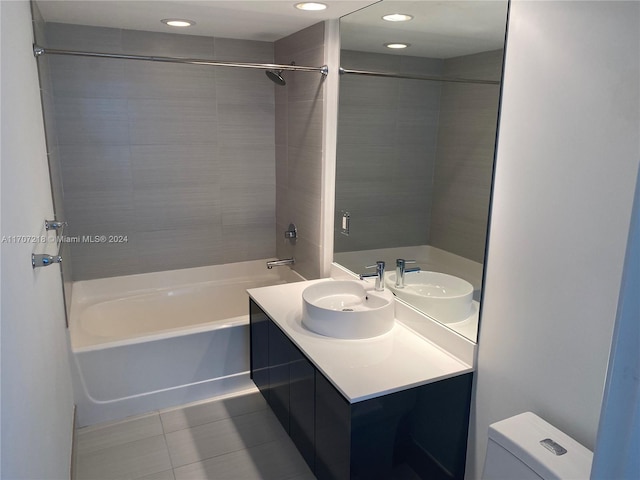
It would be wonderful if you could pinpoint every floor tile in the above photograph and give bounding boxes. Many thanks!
[76,434,172,480]
[138,470,176,480]
[77,412,164,455]
[165,409,287,467]
[160,389,267,434]
[173,437,313,480]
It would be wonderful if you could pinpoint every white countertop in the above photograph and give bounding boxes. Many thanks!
[248,279,474,404]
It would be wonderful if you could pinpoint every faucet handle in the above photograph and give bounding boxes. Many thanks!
[396,258,417,266]
[365,260,385,270]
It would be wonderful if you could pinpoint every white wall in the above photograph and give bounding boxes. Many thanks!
[467,1,640,478]
[1,1,75,478]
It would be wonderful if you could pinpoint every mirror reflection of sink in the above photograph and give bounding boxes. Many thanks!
[302,280,394,339]
[386,271,473,323]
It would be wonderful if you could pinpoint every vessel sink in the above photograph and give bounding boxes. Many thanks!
[302,280,394,339]
[386,271,473,323]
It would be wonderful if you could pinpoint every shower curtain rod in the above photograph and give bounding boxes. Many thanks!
[339,67,500,85]
[32,45,329,76]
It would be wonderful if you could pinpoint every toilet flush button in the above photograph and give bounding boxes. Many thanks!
[540,438,568,456]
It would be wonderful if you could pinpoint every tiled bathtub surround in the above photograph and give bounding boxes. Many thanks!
[274,23,326,280]
[44,24,277,279]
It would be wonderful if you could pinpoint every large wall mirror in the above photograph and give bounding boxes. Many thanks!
[334,1,509,342]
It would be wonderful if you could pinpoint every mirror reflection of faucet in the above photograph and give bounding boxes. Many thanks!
[359,260,385,291]
[395,258,421,288]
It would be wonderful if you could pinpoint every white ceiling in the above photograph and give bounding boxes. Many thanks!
[35,0,378,42]
[35,0,508,58]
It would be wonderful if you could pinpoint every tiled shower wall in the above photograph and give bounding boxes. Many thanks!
[45,23,277,280]
[274,23,326,280]
[334,49,503,264]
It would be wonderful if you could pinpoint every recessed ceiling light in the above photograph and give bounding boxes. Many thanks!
[382,13,413,22]
[384,43,410,49]
[161,18,195,27]
[295,2,327,11]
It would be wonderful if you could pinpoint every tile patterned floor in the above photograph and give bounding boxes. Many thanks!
[75,388,315,480]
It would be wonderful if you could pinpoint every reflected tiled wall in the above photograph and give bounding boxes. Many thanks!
[45,24,276,279]
[274,23,326,279]
[333,49,503,265]
[430,50,504,263]
[334,51,443,253]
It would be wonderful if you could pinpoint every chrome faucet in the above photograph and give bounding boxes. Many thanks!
[359,261,385,291]
[266,258,295,269]
[395,258,420,288]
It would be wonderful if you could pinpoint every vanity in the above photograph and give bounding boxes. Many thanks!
[248,278,476,480]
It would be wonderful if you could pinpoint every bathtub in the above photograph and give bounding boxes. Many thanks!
[69,259,304,427]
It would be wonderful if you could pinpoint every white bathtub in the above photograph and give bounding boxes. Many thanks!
[69,259,304,427]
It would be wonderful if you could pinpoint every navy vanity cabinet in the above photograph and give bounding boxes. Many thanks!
[289,344,316,471]
[249,299,473,480]
[315,373,350,479]
[268,319,293,431]
[250,299,316,471]
[249,299,269,401]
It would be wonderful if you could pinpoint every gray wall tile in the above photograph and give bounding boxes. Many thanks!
[133,185,221,232]
[217,102,274,146]
[130,145,220,189]
[136,227,225,274]
[221,224,276,265]
[275,23,325,279]
[214,38,274,63]
[45,23,123,52]
[54,98,130,145]
[45,24,277,280]
[287,99,323,149]
[216,68,274,104]
[123,62,216,99]
[127,98,218,145]
[71,239,141,279]
[275,22,325,62]
[50,56,126,99]
[121,29,214,58]
[64,190,135,236]
[60,145,133,193]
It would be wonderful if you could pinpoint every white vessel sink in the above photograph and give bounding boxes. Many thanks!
[386,271,473,323]
[302,280,394,339]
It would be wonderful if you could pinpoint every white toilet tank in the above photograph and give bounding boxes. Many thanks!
[482,412,593,480]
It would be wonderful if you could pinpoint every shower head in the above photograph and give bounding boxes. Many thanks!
[266,69,286,86]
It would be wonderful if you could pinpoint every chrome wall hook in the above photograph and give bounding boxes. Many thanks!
[32,254,62,268]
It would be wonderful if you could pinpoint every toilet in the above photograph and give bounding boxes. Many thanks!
[483,412,593,479]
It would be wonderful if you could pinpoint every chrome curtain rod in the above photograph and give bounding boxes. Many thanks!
[32,45,329,76]
[339,67,499,85]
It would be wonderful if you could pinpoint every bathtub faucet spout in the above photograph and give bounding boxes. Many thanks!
[266,258,295,269]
